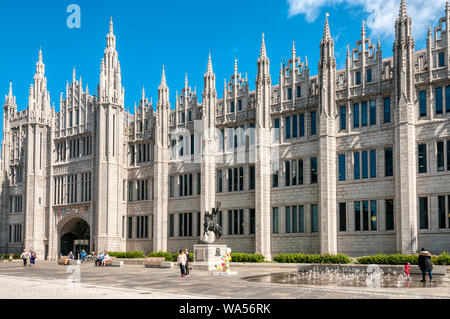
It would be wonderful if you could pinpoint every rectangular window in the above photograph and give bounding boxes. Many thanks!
[386,199,394,231]
[216,170,223,193]
[370,200,377,231]
[191,134,195,155]
[233,167,238,191]
[230,101,234,113]
[239,209,244,235]
[290,115,298,139]
[355,202,361,231]
[228,210,233,235]
[299,205,304,233]
[311,205,318,233]
[310,111,317,135]
[362,201,369,231]
[285,161,290,186]
[366,69,372,83]
[234,210,238,235]
[370,150,376,178]
[446,86,450,112]
[384,97,391,123]
[285,116,291,139]
[292,206,298,233]
[238,99,242,111]
[354,152,360,180]
[340,106,346,130]
[436,87,443,114]
[438,195,446,229]
[287,87,292,100]
[311,157,317,184]
[419,197,428,229]
[362,151,368,179]
[299,114,305,137]
[179,175,183,197]
[353,103,360,128]
[418,143,427,174]
[274,119,280,142]
[385,148,393,177]
[338,154,346,181]
[249,166,255,190]
[197,173,201,195]
[419,90,427,116]
[448,140,450,171]
[285,206,291,233]
[439,52,445,67]
[239,167,244,191]
[298,159,304,185]
[197,212,201,236]
[370,100,376,125]
[169,176,174,198]
[272,163,279,188]
[339,202,346,232]
[169,215,174,237]
[296,85,301,98]
[356,71,361,85]
[250,209,255,235]
[437,141,444,172]
[291,160,297,186]
[272,207,279,234]
[127,217,133,239]
[361,102,367,126]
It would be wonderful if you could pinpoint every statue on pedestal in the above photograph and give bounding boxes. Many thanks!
[201,201,222,244]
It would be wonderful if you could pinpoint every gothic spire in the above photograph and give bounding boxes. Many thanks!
[398,0,407,20]
[160,65,167,87]
[73,66,76,82]
[185,73,188,88]
[361,20,366,38]
[39,46,43,63]
[109,16,114,34]
[207,51,213,74]
[323,14,331,40]
[260,33,267,58]
[8,81,13,97]
[292,41,296,57]
[234,59,238,74]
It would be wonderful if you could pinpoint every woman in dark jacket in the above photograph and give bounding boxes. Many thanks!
[418,248,433,282]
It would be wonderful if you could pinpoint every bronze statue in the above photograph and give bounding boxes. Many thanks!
[202,201,222,243]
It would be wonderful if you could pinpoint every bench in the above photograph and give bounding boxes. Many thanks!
[57,257,81,265]
[161,261,174,269]
[103,256,117,267]
[144,257,166,268]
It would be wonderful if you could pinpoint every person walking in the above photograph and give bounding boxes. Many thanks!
[177,250,186,278]
[21,249,28,267]
[418,248,433,282]
[9,253,13,262]
[29,250,36,267]
[184,248,191,277]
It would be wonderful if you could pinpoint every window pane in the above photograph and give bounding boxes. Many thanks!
[340,106,346,130]
[384,97,391,123]
[311,205,318,233]
[361,102,367,126]
[439,52,445,67]
[418,144,427,173]
[285,161,290,186]
[228,210,233,235]
[339,154,346,181]
[362,151,368,179]
[362,201,369,231]
[339,202,346,232]
[370,100,376,125]
[228,169,232,192]
[234,168,238,191]
[436,87,443,114]
[446,86,450,112]
[250,209,255,235]
[420,91,427,116]
[370,200,377,231]
[249,166,255,190]
[385,148,393,177]
[311,158,318,184]
[286,116,291,139]
[438,196,446,229]
[298,159,304,185]
[354,201,361,231]
[311,111,316,135]
[370,150,376,178]
[292,115,298,138]
[299,206,304,233]
[353,103,360,128]
[299,114,305,137]
[354,152,360,180]
[419,197,428,230]
[292,206,298,233]
[239,210,244,235]
[437,141,444,172]
[385,199,394,231]
[448,140,450,171]
[356,71,361,85]
[274,119,280,142]
[367,69,372,83]
[272,207,279,234]
[285,207,291,233]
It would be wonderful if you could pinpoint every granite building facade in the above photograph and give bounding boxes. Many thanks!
[1,0,449,260]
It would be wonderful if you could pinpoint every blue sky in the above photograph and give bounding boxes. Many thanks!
[0,0,447,119]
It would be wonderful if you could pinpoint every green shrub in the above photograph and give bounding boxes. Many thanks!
[147,251,173,261]
[357,253,450,265]
[108,251,145,258]
[230,253,265,263]
[433,251,450,265]
[273,253,351,264]
[0,254,20,260]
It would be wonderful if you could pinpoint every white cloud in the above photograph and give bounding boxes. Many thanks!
[287,0,448,38]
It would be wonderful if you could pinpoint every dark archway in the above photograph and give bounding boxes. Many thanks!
[59,217,90,258]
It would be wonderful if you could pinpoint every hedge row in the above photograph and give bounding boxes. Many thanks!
[356,252,450,265]
[0,254,20,260]
[108,251,145,258]
[230,253,265,263]
[147,251,194,262]
[273,253,351,264]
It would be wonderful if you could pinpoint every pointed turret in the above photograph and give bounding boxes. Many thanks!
[292,41,296,57]
[323,14,331,41]
[185,73,188,89]
[398,0,407,20]
[160,65,167,87]
[260,33,267,59]
[207,51,213,74]
[4,81,16,109]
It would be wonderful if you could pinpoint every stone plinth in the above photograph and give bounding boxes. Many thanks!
[193,244,227,271]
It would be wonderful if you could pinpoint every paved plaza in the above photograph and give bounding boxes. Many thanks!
[0,261,448,299]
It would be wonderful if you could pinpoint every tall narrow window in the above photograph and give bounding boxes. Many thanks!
[419,90,427,116]
[354,152,360,180]
[356,71,361,85]
[311,157,317,184]
[296,85,301,98]
[438,195,446,229]
[385,199,394,231]
[436,87,443,114]
[419,197,428,229]
[292,115,298,138]
[362,151,368,179]
[370,100,376,125]
[439,52,445,67]
[354,201,361,231]
[299,205,304,233]
[285,116,291,139]
[285,161,290,186]
[228,169,232,192]
[299,114,305,137]
[249,166,255,190]
[446,86,450,112]
[292,206,298,233]
[169,215,174,237]
[298,159,304,185]
[338,154,346,181]
[291,160,297,186]
[191,134,195,155]
[216,170,223,193]
[370,150,376,178]
[366,69,372,83]
[233,167,238,191]
[418,143,427,173]
[238,99,242,111]
[272,163,279,188]
[385,148,393,177]
[361,102,368,127]
[287,87,292,100]
[250,209,255,235]
[310,111,317,135]
[272,207,279,234]
[228,210,233,235]
[384,97,391,123]
[447,140,450,171]
[353,103,360,128]
[362,201,369,231]
[285,207,291,233]
[340,106,346,130]
[311,205,318,233]
[437,141,444,172]
[197,173,201,195]
[239,167,244,191]
[339,202,347,232]
[274,119,280,142]
[370,200,377,231]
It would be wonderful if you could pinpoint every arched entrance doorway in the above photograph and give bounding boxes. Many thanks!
[59,217,90,258]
